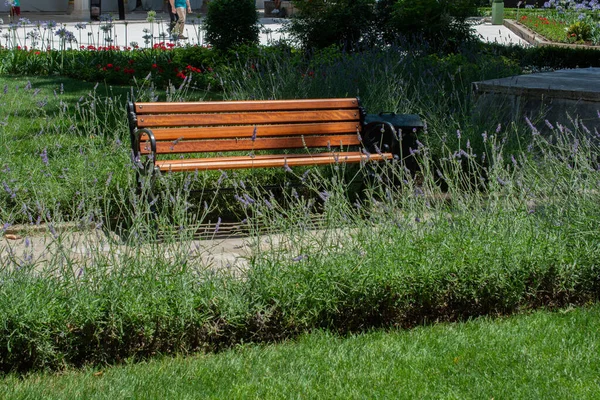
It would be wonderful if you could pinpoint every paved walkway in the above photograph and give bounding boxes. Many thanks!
[0,12,528,49]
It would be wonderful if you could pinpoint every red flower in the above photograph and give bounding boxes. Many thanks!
[177,72,186,79]
[106,63,113,68]
[152,63,158,69]
[128,59,135,65]
[35,51,40,55]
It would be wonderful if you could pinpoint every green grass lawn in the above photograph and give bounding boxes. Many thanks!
[2,304,599,399]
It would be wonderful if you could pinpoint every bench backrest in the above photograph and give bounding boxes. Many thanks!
[128,98,366,157]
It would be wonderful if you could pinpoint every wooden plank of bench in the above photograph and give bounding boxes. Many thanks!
[137,110,360,128]
[155,152,392,172]
[145,122,361,141]
[143,135,362,154]
[133,98,361,114]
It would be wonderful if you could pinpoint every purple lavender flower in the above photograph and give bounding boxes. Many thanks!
[292,254,307,262]
[48,224,58,238]
[544,119,554,130]
[2,181,16,199]
[217,170,227,186]
[496,123,502,134]
[527,143,534,153]
[283,158,292,173]
[525,117,539,135]
[40,148,49,165]
[456,129,461,139]
[1,222,11,233]
[318,191,330,202]
[251,126,257,142]
[301,170,310,183]
[214,217,221,233]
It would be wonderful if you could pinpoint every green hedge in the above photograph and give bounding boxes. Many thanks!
[484,42,600,69]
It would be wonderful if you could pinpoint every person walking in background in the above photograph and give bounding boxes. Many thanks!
[9,0,21,22]
[168,3,179,35]
[272,0,281,14]
[169,0,192,40]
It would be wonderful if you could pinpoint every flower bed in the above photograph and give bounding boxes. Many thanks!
[515,0,600,45]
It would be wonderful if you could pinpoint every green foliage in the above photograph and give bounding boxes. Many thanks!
[288,0,377,50]
[204,0,260,51]
[567,21,593,43]
[484,42,600,69]
[385,0,479,50]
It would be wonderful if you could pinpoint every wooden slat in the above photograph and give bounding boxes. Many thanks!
[137,110,360,128]
[155,152,393,172]
[143,135,363,154]
[134,98,360,114]
[146,122,361,141]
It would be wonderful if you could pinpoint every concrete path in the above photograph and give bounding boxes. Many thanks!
[1,225,255,273]
[0,12,528,49]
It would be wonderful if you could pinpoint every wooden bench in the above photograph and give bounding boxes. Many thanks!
[127,98,420,189]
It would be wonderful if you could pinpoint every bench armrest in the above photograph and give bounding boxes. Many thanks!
[133,128,157,168]
[362,121,399,156]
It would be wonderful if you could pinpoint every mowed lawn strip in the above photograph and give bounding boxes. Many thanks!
[3,304,599,399]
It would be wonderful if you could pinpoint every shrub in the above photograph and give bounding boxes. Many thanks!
[566,21,592,43]
[287,0,377,50]
[485,42,600,69]
[0,46,221,90]
[204,0,260,51]
[384,0,479,51]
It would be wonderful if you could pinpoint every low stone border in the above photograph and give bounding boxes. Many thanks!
[503,18,600,50]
